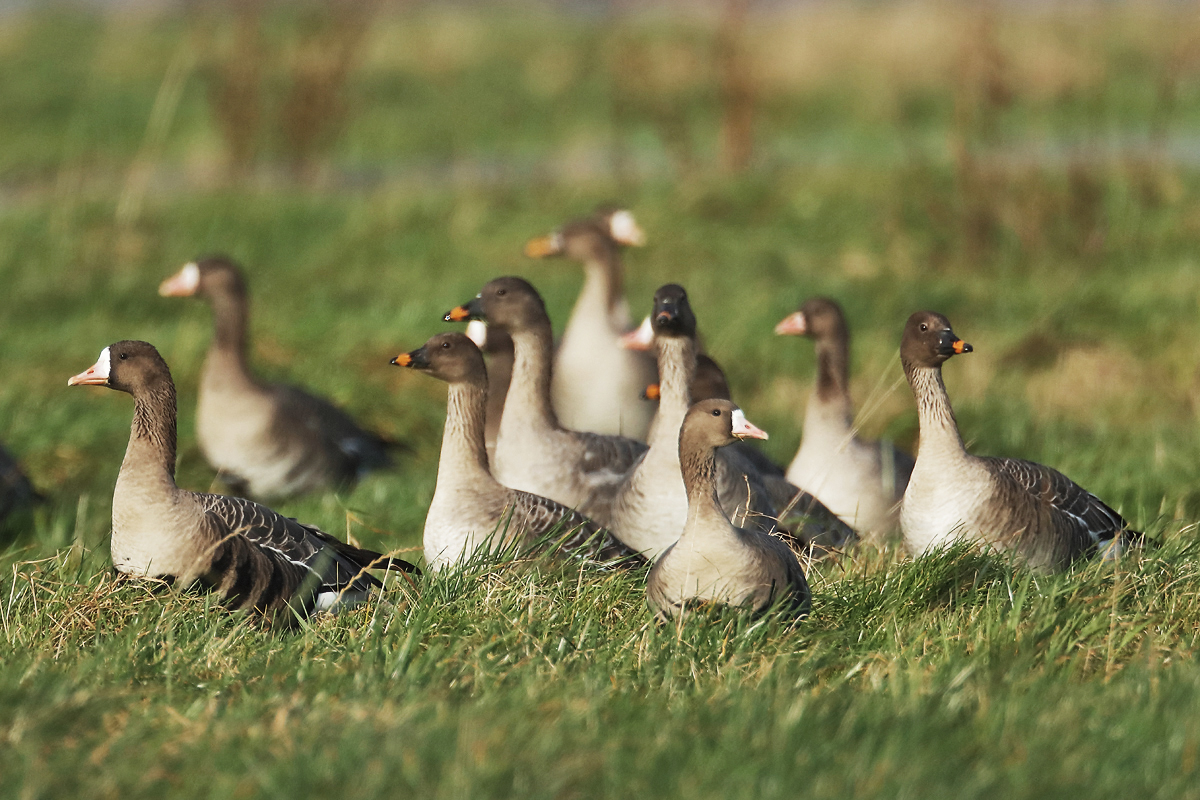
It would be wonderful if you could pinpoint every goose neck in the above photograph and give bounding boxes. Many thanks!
[122,380,179,483]
[507,325,560,431]
[904,362,965,457]
[649,336,696,448]
[439,381,492,482]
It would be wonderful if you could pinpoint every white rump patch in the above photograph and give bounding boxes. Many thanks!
[608,210,646,246]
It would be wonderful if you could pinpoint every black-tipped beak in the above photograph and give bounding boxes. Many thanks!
[391,346,430,369]
[443,295,484,323]
[936,330,973,357]
[953,339,972,354]
[652,301,680,332]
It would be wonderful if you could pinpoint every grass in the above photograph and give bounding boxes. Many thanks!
[3,2,1200,797]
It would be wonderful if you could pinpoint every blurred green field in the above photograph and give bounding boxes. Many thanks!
[4,2,1200,797]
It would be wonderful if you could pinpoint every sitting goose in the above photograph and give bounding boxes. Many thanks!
[524,207,657,440]
[444,277,647,527]
[67,341,417,626]
[776,297,915,540]
[613,285,852,558]
[392,332,641,571]
[900,311,1140,569]
[465,320,512,462]
[160,257,394,499]
[647,400,811,622]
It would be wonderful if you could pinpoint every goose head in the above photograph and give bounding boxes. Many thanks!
[444,276,548,334]
[68,340,172,396]
[159,256,247,301]
[523,207,645,263]
[651,284,697,339]
[682,399,769,450]
[392,332,486,385]
[901,311,972,369]
[775,297,847,342]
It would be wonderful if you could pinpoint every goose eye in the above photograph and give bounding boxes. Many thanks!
[919,323,928,332]
[118,353,128,360]
[496,289,507,296]
[711,409,721,417]
[441,341,451,349]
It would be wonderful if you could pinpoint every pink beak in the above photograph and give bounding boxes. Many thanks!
[731,409,768,440]
[619,317,655,351]
[774,311,807,336]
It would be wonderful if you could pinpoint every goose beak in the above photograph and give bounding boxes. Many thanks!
[642,383,661,401]
[730,409,769,440]
[774,311,807,336]
[953,339,973,354]
[444,295,484,323]
[68,348,112,387]
[619,317,654,351]
[159,262,201,297]
[391,347,429,369]
[523,232,563,258]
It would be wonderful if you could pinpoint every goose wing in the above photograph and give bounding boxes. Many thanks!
[272,384,396,477]
[509,489,644,566]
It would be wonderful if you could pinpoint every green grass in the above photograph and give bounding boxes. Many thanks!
[4,3,1200,797]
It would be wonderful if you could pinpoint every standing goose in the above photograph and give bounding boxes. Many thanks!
[899,311,1139,568]
[613,286,851,557]
[464,320,513,462]
[524,207,657,440]
[392,332,640,571]
[160,257,394,499]
[647,400,811,622]
[776,297,914,540]
[444,277,647,527]
[67,341,417,626]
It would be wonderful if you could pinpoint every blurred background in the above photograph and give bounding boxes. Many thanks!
[3,0,1200,553]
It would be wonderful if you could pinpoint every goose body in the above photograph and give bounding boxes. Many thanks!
[646,401,811,621]
[898,312,1139,569]
[525,208,657,440]
[778,298,913,539]
[68,341,416,625]
[161,257,393,499]
[445,277,647,527]
[393,333,640,571]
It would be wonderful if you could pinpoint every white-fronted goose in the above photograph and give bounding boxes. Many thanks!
[159,257,394,499]
[524,207,657,440]
[647,400,811,622]
[899,311,1140,569]
[444,277,647,527]
[0,444,40,528]
[612,285,851,557]
[392,332,640,571]
[777,297,914,540]
[465,319,513,462]
[67,341,417,626]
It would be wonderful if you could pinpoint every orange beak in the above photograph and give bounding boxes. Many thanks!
[643,384,661,401]
[952,339,972,354]
[523,234,562,259]
[774,311,807,336]
[445,305,472,322]
[391,353,413,367]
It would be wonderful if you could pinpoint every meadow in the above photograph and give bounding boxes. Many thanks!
[4,2,1200,796]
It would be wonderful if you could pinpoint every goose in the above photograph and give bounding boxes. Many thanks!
[160,257,394,499]
[464,320,512,462]
[612,285,852,558]
[0,444,40,528]
[647,400,811,622]
[524,207,657,440]
[67,341,418,626]
[444,277,647,527]
[899,311,1140,569]
[392,332,641,571]
[776,297,914,540]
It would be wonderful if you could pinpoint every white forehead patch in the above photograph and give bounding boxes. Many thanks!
[608,210,646,246]
[180,262,200,291]
[466,320,489,348]
[94,347,112,379]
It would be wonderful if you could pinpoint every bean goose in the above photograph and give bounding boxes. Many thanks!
[647,400,811,622]
[612,285,852,558]
[159,257,394,499]
[444,277,647,527]
[899,311,1140,569]
[776,297,914,540]
[392,332,641,571]
[465,320,513,462]
[67,341,417,626]
[524,207,657,440]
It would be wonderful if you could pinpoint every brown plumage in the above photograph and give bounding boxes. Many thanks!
[444,277,648,527]
[646,400,811,623]
[392,332,641,571]
[67,341,417,627]
[160,256,395,499]
[899,311,1140,569]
